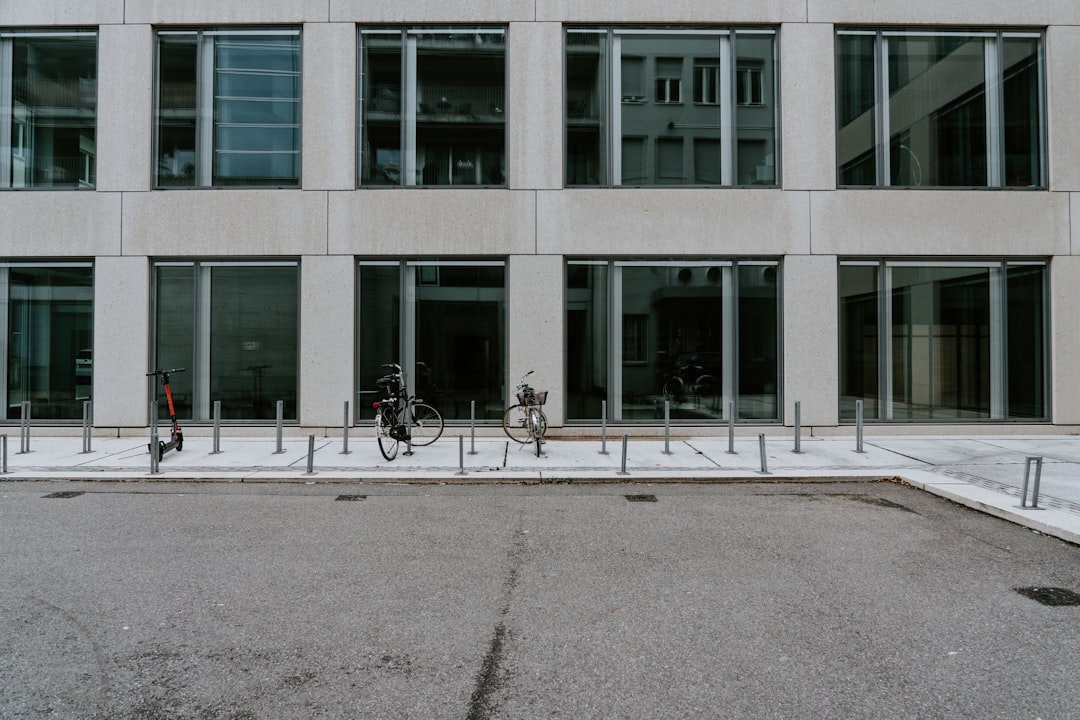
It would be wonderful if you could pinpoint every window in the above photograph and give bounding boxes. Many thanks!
[356,260,506,422]
[154,29,301,188]
[566,28,778,187]
[0,263,93,420]
[1,30,97,189]
[358,28,506,187]
[836,29,1045,188]
[839,260,1048,421]
[566,260,780,422]
[152,261,299,421]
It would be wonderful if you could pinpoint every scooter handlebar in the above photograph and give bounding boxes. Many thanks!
[147,367,187,376]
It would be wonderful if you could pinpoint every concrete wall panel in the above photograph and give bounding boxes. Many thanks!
[125,0,329,24]
[328,190,537,256]
[122,191,328,257]
[0,1,123,25]
[330,1,533,22]
[299,255,355,425]
[536,0,807,23]
[780,23,835,191]
[783,254,838,427]
[507,21,562,191]
[507,254,564,426]
[302,23,356,191]
[92,256,149,427]
[810,191,1071,256]
[0,193,122,257]
[537,190,811,256]
[807,0,1080,25]
[1051,255,1080,424]
[1048,27,1080,193]
[96,24,153,193]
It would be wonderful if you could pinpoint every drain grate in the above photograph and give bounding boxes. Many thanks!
[335,494,367,501]
[43,491,84,499]
[625,494,657,503]
[1015,586,1080,607]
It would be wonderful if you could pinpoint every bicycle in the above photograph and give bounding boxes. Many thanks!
[502,371,548,457]
[371,363,444,461]
[147,367,185,461]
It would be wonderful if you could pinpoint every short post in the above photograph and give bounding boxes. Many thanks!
[468,400,477,455]
[758,433,769,475]
[1020,457,1044,509]
[1,434,7,473]
[456,435,468,476]
[792,401,802,454]
[81,400,93,454]
[340,401,351,455]
[306,434,316,475]
[19,400,30,454]
[617,434,630,476]
[662,400,672,455]
[403,402,414,457]
[727,401,736,454]
[599,400,609,455]
[211,400,222,454]
[149,430,159,474]
[150,400,158,436]
[855,400,865,454]
[274,400,285,454]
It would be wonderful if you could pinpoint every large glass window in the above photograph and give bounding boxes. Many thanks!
[152,261,299,421]
[836,29,1045,188]
[566,260,780,423]
[358,28,506,187]
[0,263,93,420]
[566,28,778,187]
[154,29,301,188]
[839,260,1048,421]
[0,30,97,189]
[356,260,505,422]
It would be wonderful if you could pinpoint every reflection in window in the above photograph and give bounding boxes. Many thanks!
[153,261,298,421]
[359,29,506,187]
[1,30,97,189]
[154,29,301,188]
[839,260,1047,421]
[0,264,93,420]
[566,260,780,422]
[356,260,506,422]
[566,28,778,187]
[836,29,1045,188]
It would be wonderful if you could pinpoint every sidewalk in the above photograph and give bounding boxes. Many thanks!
[3,431,1079,545]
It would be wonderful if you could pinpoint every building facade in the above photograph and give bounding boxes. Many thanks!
[3,1,1080,435]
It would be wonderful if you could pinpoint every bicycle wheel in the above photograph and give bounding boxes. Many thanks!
[529,408,547,457]
[375,408,399,461]
[693,374,721,413]
[409,403,444,446]
[502,404,530,443]
[662,376,685,403]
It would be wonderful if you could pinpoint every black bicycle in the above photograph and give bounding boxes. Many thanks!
[372,363,444,461]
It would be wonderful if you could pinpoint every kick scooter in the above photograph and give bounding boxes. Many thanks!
[147,367,186,461]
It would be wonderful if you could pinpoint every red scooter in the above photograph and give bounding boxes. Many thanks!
[147,368,185,461]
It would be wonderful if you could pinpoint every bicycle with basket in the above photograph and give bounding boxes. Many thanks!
[502,370,548,457]
[371,363,444,461]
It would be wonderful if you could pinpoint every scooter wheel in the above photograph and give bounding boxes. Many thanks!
[158,442,166,462]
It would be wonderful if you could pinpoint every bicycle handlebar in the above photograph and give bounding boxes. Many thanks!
[147,368,187,376]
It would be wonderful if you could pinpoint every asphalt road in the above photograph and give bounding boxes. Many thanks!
[2,479,1079,719]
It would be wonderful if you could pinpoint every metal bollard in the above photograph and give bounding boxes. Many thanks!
[1,434,7,473]
[855,400,865,453]
[149,430,160,474]
[663,400,672,455]
[793,401,802,454]
[617,434,630,476]
[468,401,477,455]
[306,434,316,475]
[727,401,736,454]
[19,400,30,454]
[758,433,769,474]
[1020,457,1044,509]
[274,400,285,454]
[599,400,609,455]
[341,401,351,455]
[212,400,222,454]
[82,400,93,454]
[457,435,468,476]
